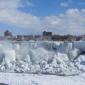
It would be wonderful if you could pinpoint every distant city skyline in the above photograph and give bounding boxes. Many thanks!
[0,0,85,35]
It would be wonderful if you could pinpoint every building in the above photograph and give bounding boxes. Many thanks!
[4,30,13,39]
[42,31,52,40]
[43,31,52,36]
[16,35,34,41]
[52,35,77,41]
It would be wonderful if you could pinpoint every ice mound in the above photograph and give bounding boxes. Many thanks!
[0,49,16,71]
[68,48,80,61]
[45,53,79,76]
[74,55,85,71]
[29,47,54,64]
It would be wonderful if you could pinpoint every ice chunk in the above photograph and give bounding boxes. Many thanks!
[68,48,80,61]
[75,55,85,71]
[2,49,16,69]
[29,48,52,64]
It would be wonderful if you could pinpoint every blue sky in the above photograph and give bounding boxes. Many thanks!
[20,0,85,16]
[21,0,64,16]
[0,0,85,36]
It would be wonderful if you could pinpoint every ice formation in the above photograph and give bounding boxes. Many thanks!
[0,41,85,76]
[74,55,85,71]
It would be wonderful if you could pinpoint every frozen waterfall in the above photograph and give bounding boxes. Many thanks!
[0,40,85,76]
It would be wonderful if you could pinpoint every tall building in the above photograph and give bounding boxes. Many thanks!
[43,31,52,36]
[42,31,52,40]
[4,30,13,39]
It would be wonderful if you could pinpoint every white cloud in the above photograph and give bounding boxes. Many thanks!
[0,0,42,32]
[21,1,33,7]
[0,0,85,35]
[0,9,41,28]
[60,2,68,7]
[0,0,20,9]
[42,9,85,35]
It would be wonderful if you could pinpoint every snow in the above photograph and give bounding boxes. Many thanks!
[0,73,85,85]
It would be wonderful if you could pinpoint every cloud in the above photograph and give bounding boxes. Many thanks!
[0,0,41,32]
[42,8,85,35]
[0,10,41,28]
[60,2,69,7]
[21,0,33,7]
[0,0,85,35]
[0,0,20,9]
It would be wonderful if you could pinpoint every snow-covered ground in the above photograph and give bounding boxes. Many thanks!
[0,72,85,85]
